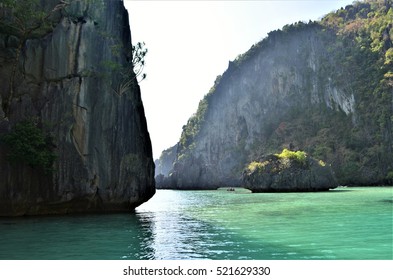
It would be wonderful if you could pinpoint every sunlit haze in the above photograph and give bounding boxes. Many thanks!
[124,0,355,159]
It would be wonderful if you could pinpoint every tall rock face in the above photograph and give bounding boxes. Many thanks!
[157,0,393,189]
[0,0,155,216]
[154,144,177,189]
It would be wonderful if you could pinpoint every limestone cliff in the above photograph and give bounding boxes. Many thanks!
[0,0,155,216]
[157,0,393,189]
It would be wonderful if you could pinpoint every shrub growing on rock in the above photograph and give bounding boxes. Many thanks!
[1,120,56,173]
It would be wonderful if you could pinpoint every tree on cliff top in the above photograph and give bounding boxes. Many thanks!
[0,0,69,117]
[111,41,148,96]
[132,41,148,82]
[0,0,68,36]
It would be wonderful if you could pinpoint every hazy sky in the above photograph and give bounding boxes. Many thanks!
[124,0,355,159]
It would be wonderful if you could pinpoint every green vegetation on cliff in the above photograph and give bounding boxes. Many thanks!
[1,120,56,173]
[275,149,307,164]
[178,77,218,149]
[247,161,269,173]
[319,0,392,184]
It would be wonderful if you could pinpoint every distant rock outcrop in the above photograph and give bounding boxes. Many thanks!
[242,150,337,192]
[0,0,155,216]
[155,144,177,178]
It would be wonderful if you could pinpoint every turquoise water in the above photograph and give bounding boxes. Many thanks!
[0,187,392,260]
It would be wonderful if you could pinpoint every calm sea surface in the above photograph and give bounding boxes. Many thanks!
[0,187,392,260]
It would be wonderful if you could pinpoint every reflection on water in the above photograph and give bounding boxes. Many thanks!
[0,187,392,260]
[136,211,223,260]
[134,190,237,260]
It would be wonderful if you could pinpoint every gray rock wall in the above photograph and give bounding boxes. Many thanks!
[0,0,155,216]
[165,27,342,188]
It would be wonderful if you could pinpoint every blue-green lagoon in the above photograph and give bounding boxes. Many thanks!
[0,187,392,260]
